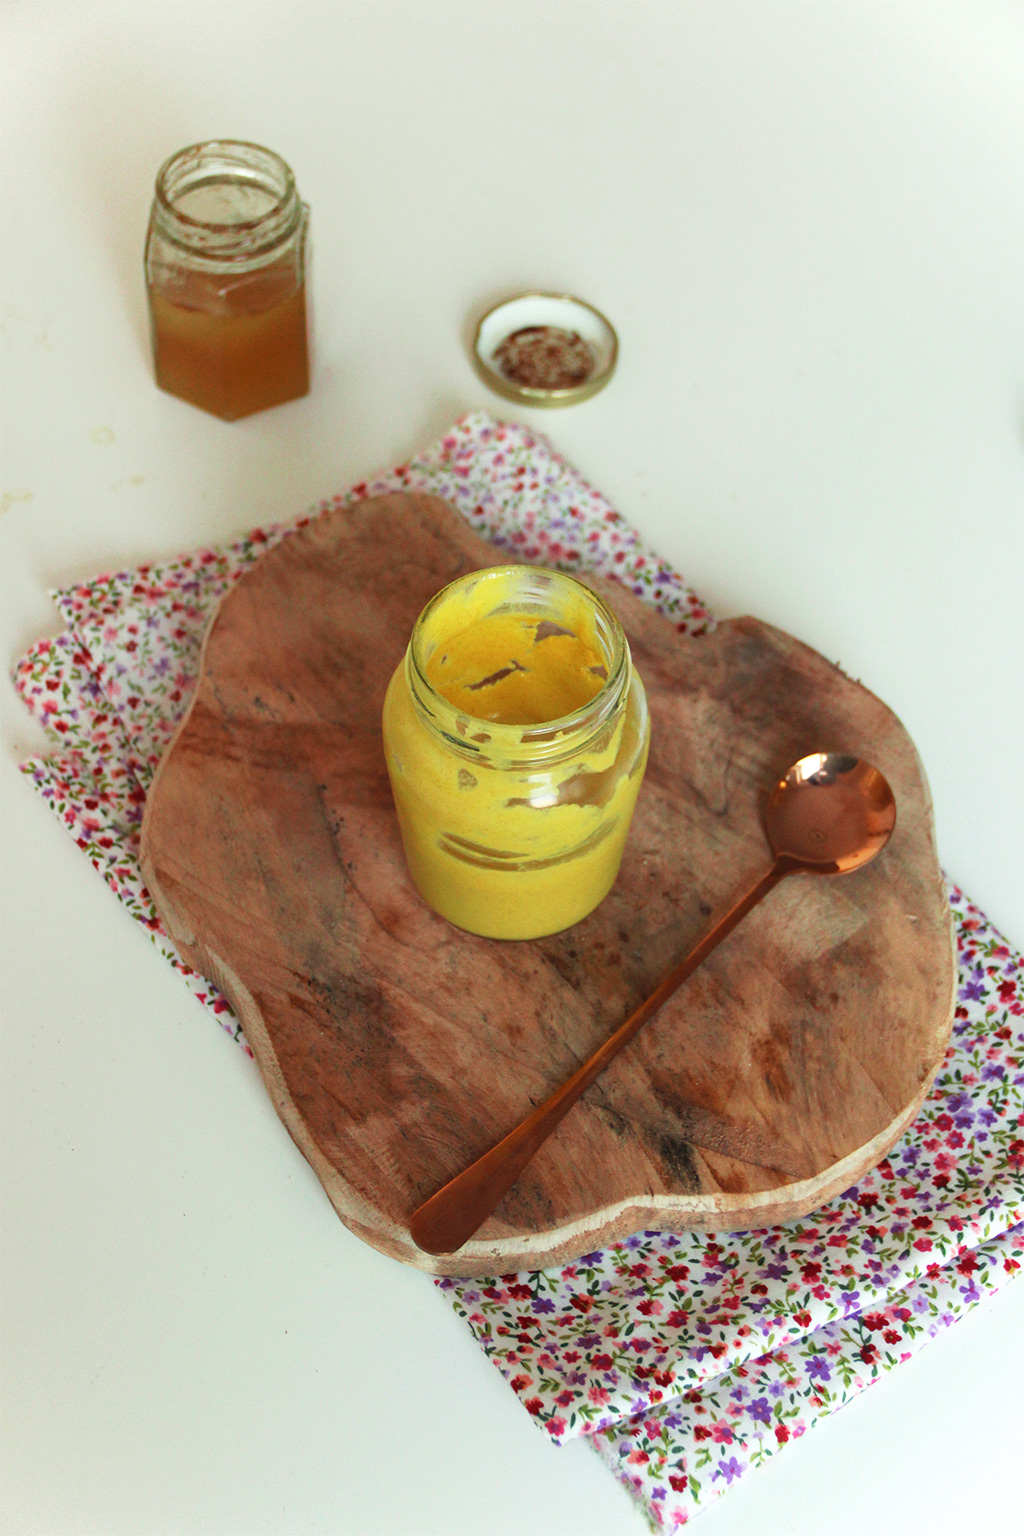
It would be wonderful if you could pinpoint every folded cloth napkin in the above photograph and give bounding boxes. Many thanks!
[15,413,1023,1530]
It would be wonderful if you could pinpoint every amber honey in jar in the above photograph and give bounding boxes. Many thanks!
[382,566,650,940]
[145,141,310,420]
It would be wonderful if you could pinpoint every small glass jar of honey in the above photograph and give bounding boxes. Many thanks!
[145,140,310,420]
[382,566,650,940]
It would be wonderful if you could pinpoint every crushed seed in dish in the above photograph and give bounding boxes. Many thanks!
[493,326,596,390]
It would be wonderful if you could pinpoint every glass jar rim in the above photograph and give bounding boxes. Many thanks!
[151,140,301,262]
[406,564,630,765]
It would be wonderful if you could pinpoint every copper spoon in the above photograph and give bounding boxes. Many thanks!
[409,751,897,1256]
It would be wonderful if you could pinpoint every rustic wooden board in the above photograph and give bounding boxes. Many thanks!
[140,492,956,1276]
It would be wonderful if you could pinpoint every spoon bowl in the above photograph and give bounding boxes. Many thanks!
[767,752,897,873]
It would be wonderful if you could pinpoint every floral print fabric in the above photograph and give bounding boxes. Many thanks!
[438,880,1023,1440]
[14,412,1022,1529]
[592,1217,1022,1527]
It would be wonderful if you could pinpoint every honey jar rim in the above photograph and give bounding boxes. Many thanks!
[151,139,303,263]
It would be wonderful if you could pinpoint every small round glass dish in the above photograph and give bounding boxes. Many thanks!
[472,292,618,407]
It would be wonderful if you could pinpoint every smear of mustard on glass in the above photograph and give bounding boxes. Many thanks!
[423,613,609,724]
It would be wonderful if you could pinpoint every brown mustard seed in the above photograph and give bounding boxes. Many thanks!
[494,325,596,390]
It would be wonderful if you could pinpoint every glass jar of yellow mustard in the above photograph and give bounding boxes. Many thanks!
[382,566,650,940]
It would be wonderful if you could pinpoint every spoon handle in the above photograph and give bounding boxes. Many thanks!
[409,858,792,1256]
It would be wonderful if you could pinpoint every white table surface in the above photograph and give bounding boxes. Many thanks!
[3,4,1022,1534]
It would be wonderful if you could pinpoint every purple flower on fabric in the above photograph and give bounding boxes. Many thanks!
[841,1291,862,1316]
[959,981,985,1002]
[982,1064,1006,1081]
[712,1456,744,1485]
[806,1356,831,1382]
[912,1292,931,1315]
[531,1298,556,1314]
[749,1396,771,1425]
[759,1263,790,1281]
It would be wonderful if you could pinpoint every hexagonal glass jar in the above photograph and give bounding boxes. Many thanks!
[145,140,310,420]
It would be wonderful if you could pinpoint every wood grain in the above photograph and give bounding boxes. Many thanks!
[140,492,956,1275]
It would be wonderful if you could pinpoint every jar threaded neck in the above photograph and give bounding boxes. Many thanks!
[151,140,302,266]
[406,566,630,770]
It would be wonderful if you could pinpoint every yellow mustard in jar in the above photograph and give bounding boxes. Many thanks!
[382,566,650,940]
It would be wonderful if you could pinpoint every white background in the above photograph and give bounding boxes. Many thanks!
[2,3,1022,1534]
